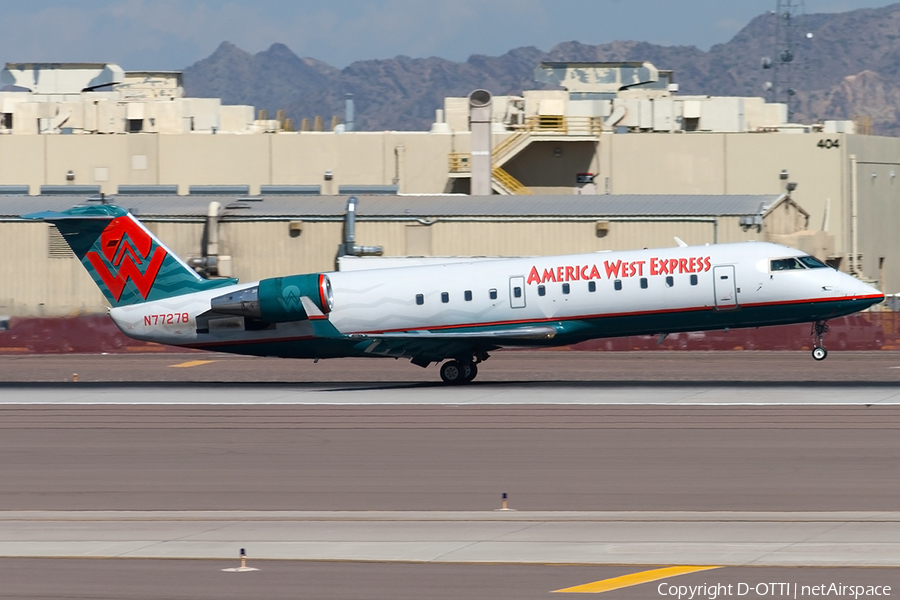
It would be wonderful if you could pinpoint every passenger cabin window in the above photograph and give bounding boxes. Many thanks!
[538,285,546,296]
[489,288,498,300]
[770,257,806,271]
[614,279,622,291]
[640,278,648,289]
[415,294,424,305]
[441,292,449,303]
[562,283,570,294]
[798,256,829,269]
[665,276,674,287]
[464,290,473,301]
[588,281,596,292]
[690,274,698,286]
[513,286,522,299]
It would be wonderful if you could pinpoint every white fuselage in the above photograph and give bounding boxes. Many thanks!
[109,242,882,353]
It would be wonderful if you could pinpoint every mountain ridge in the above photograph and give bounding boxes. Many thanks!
[183,3,900,135]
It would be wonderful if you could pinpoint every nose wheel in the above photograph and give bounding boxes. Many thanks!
[811,321,830,361]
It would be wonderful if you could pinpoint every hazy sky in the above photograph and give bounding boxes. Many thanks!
[1,0,896,70]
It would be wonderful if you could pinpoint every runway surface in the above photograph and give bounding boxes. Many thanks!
[4,560,895,600]
[2,352,898,596]
[1,404,899,511]
[5,510,900,566]
[2,350,899,383]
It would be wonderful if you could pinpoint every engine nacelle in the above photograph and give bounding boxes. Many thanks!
[210,273,333,322]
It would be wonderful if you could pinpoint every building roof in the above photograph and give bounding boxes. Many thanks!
[0,194,787,220]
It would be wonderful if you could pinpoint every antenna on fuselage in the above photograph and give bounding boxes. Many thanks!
[674,237,688,248]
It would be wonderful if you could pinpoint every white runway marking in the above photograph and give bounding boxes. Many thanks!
[2,385,900,405]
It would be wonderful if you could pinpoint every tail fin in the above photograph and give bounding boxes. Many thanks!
[23,204,236,306]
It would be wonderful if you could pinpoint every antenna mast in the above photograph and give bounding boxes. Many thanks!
[762,0,807,121]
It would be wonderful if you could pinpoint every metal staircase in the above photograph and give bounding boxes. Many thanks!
[447,116,601,194]
[491,166,531,195]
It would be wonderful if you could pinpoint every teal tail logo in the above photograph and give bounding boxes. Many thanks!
[86,215,166,302]
[22,204,236,306]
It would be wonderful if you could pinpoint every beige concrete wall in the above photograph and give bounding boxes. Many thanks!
[0,135,43,193]
[157,135,271,194]
[0,132,460,195]
[505,140,598,194]
[269,132,458,194]
[3,128,900,292]
[430,220,720,256]
[724,133,842,256]
[0,222,106,316]
[45,135,131,194]
[847,134,900,292]
[607,133,727,194]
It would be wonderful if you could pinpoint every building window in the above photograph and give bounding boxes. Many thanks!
[562,283,570,294]
[640,278,648,289]
[464,290,472,301]
[538,285,546,296]
[588,281,596,292]
[690,274,698,286]
[489,288,498,300]
[441,292,449,303]
[614,279,622,291]
[415,294,424,305]
[666,276,674,287]
[127,119,143,133]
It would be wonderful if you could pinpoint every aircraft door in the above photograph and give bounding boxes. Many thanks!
[509,276,526,309]
[713,265,738,309]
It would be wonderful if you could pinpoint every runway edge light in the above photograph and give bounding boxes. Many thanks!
[496,492,515,511]
[221,547,259,573]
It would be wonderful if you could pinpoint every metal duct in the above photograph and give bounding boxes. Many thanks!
[345,94,354,132]
[335,196,383,267]
[468,89,493,196]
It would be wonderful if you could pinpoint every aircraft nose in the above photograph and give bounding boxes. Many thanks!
[841,272,884,303]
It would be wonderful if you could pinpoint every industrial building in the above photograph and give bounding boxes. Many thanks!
[1,60,898,316]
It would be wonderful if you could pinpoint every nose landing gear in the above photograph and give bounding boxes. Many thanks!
[811,321,830,361]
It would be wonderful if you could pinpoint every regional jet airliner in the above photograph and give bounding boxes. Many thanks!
[25,204,883,383]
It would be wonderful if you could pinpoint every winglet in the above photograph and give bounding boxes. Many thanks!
[674,236,688,248]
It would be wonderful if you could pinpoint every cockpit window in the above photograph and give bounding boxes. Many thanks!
[770,258,805,271]
[798,256,829,269]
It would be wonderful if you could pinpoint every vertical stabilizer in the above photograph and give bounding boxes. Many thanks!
[22,204,236,306]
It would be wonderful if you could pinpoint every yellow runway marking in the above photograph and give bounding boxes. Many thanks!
[169,360,216,368]
[554,565,721,594]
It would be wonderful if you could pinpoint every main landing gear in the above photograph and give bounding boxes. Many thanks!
[439,352,488,384]
[811,320,830,361]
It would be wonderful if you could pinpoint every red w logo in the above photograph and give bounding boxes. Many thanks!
[86,216,166,302]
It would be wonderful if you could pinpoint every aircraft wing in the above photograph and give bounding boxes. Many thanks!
[360,325,558,340]
[348,325,559,362]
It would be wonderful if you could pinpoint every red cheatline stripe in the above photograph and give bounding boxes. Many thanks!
[355,294,885,335]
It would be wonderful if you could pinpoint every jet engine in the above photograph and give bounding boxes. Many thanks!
[209,273,333,322]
